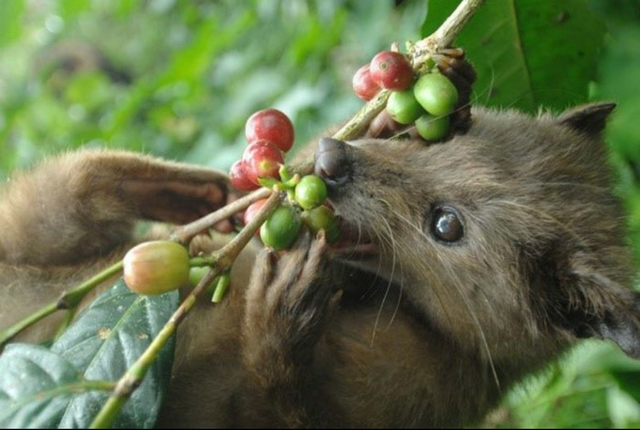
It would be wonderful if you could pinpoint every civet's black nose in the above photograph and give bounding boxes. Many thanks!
[314,138,349,187]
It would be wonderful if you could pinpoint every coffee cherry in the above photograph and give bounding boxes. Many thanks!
[229,159,259,192]
[302,205,341,243]
[352,64,380,101]
[245,108,295,152]
[294,175,328,210]
[369,51,414,91]
[260,205,301,251]
[189,266,209,287]
[243,198,269,236]
[414,72,459,116]
[124,241,190,295]
[241,140,285,185]
[415,113,450,141]
[386,89,424,125]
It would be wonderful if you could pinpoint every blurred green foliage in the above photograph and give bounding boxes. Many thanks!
[2,0,640,428]
[0,0,426,175]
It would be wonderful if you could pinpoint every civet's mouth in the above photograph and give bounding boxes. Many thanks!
[313,137,380,261]
[327,213,379,261]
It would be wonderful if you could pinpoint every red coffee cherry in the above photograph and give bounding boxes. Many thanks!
[243,198,269,236]
[352,64,380,101]
[229,159,259,192]
[245,108,295,152]
[369,51,414,91]
[241,140,285,185]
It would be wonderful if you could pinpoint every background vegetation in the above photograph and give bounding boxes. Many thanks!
[1,0,640,427]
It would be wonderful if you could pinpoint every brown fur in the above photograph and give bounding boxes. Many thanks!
[1,104,639,428]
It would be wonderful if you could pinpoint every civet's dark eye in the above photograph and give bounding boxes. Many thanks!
[430,206,464,243]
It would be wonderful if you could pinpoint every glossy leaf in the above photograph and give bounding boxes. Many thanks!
[51,279,178,428]
[0,279,178,429]
[0,344,104,428]
[422,0,605,113]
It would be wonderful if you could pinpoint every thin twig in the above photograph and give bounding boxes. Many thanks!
[58,261,124,309]
[212,189,283,268]
[0,260,123,349]
[413,0,485,56]
[171,187,271,244]
[89,190,283,429]
[332,89,390,141]
[89,265,221,429]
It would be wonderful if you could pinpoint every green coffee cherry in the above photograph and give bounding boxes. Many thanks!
[414,73,459,116]
[415,113,450,141]
[294,175,328,210]
[260,204,301,250]
[301,205,341,243]
[189,266,209,287]
[386,89,424,125]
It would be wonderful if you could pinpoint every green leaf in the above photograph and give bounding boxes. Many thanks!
[610,370,640,405]
[607,385,640,429]
[0,280,178,429]
[114,0,138,17]
[0,0,25,48]
[257,177,281,189]
[57,0,91,20]
[596,27,640,162]
[50,279,178,429]
[422,0,606,113]
[0,344,111,428]
[592,23,640,264]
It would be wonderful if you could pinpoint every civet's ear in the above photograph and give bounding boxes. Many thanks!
[594,292,640,358]
[556,102,616,137]
[551,250,640,359]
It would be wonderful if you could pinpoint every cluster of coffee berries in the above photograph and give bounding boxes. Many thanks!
[229,108,341,251]
[352,50,459,141]
[244,172,341,251]
[229,108,294,191]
